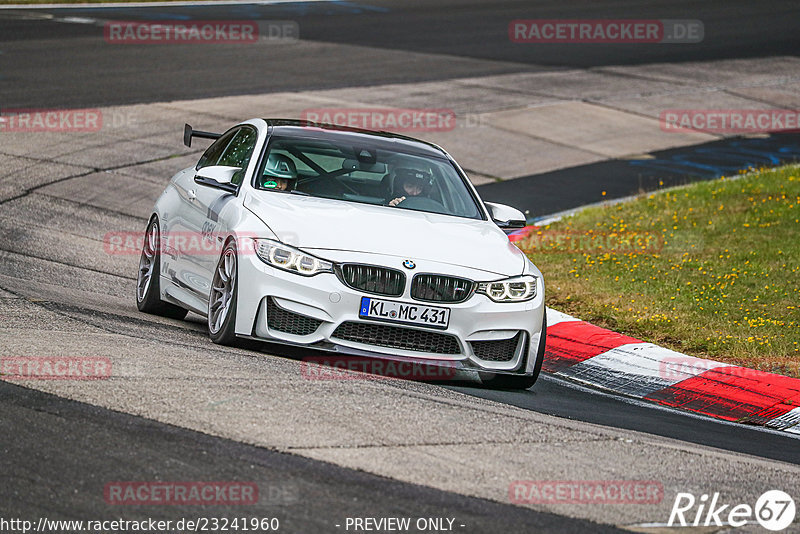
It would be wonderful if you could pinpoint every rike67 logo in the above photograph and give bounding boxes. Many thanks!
[669,490,796,531]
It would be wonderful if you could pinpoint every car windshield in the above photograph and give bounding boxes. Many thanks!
[254,135,482,219]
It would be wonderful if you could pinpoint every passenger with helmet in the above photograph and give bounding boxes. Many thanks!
[387,167,434,207]
[259,152,298,191]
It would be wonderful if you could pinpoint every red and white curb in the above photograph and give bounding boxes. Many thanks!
[543,308,800,434]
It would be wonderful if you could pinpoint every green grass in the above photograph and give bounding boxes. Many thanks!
[518,164,800,377]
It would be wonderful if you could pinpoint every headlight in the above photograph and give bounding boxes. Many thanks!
[477,275,537,302]
[253,239,333,276]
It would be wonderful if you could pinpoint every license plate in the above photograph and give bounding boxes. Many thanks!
[359,297,450,329]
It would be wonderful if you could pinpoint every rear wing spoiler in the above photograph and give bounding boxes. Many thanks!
[183,123,221,147]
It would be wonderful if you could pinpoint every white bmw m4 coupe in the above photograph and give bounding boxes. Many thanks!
[137,119,546,388]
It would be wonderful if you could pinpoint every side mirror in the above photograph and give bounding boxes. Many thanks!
[194,165,240,193]
[485,202,527,232]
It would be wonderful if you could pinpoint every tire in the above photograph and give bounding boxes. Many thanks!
[208,240,239,346]
[136,217,188,320]
[485,309,547,390]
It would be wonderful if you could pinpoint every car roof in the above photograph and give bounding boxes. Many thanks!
[263,119,449,159]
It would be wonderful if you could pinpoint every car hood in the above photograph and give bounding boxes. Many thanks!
[243,191,525,277]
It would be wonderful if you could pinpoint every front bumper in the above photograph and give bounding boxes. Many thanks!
[234,250,545,376]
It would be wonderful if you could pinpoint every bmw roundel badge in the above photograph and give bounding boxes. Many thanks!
[403,260,416,269]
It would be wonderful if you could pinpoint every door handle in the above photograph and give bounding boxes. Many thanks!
[188,189,197,201]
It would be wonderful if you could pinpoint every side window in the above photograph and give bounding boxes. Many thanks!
[217,127,258,185]
[196,129,238,171]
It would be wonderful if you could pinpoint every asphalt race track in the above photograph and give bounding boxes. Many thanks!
[2,1,800,531]
[1,0,799,108]
[1,380,619,533]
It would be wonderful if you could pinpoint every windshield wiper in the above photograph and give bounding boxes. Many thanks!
[289,190,310,196]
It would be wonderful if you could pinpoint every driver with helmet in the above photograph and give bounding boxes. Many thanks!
[260,153,297,191]
[387,167,433,207]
